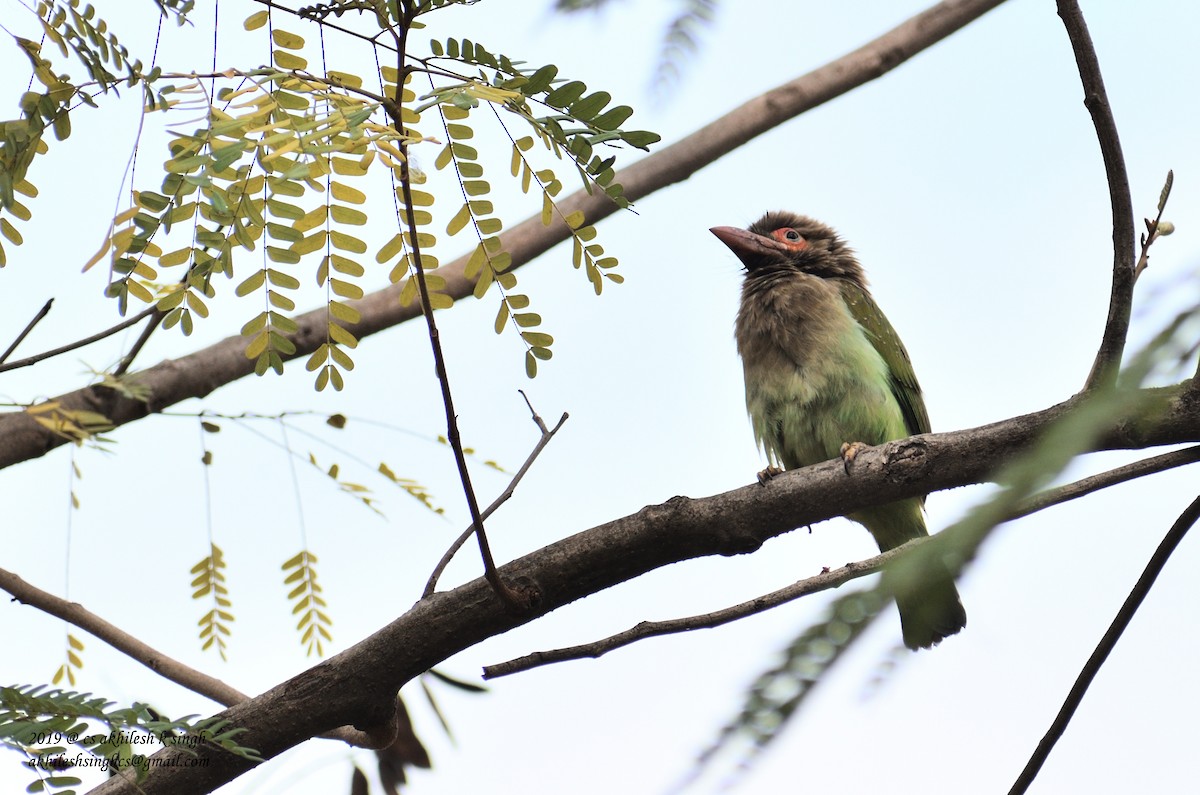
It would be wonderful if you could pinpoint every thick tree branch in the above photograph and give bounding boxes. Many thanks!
[484,443,1200,678]
[0,0,1007,471]
[1057,0,1136,391]
[89,384,1200,794]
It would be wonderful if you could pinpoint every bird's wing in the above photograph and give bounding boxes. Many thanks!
[837,279,930,437]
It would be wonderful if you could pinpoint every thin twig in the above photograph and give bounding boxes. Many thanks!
[424,393,568,597]
[482,540,922,679]
[1132,170,1174,282]
[0,298,53,365]
[1057,0,1136,392]
[1012,445,1200,520]
[113,308,166,376]
[0,306,155,374]
[388,10,521,609]
[1008,492,1200,795]
[484,446,1200,679]
[250,0,399,52]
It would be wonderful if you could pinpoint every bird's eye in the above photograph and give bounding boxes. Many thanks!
[770,227,807,249]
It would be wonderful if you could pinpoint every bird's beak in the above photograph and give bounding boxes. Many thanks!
[710,225,789,269]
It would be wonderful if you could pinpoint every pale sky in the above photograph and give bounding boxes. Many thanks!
[3,1,1200,794]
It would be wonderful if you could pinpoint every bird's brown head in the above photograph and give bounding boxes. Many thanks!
[710,211,865,286]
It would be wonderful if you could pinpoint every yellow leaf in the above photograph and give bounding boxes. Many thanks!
[331,181,365,204]
[272,29,305,49]
[244,10,268,30]
[376,233,405,264]
[446,203,471,236]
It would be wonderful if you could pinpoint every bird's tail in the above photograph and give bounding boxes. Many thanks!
[853,499,967,650]
[892,560,967,650]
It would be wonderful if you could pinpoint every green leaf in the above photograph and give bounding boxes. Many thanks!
[494,300,509,333]
[522,64,557,95]
[267,222,302,242]
[267,246,301,264]
[331,206,367,225]
[236,270,266,297]
[330,231,367,254]
[329,300,361,323]
[570,91,610,121]
[621,130,661,150]
[451,142,478,160]
[331,279,363,299]
[330,254,365,276]
[331,181,366,204]
[592,105,634,130]
[521,331,553,347]
[514,312,541,328]
[292,231,328,256]
[546,80,586,108]
[267,268,301,289]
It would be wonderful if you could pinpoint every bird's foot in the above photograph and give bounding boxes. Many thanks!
[839,441,869,474]
[756,466,783,485]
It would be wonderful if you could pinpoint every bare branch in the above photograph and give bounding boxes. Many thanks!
[0,566,384,749]
[1008,491,1200,795]
[424,395,569,597]
[112,308,166,377]
[1057,0,1136,391]
[1013,444,1200,520]
[0,0,1007,471]
[0,566,247,706]
[482,539,925,679]
[1133,169,1174,282]
[0,306,155,374]
[0,298,53,365]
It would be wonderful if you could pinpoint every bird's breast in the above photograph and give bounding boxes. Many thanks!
[735,272,900,468]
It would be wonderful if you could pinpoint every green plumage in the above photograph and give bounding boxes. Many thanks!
[712,212,965,649]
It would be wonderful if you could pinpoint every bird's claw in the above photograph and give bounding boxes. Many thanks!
[756,466,783,485]
[839,441,868,474]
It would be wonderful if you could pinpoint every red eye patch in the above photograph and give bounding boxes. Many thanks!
[770,228,808,251]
